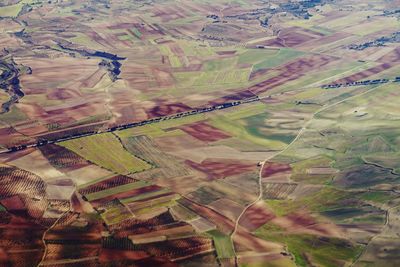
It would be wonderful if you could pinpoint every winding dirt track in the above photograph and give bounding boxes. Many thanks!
[230,83,386,267]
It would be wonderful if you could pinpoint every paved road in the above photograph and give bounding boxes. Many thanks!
[0,96,261,154]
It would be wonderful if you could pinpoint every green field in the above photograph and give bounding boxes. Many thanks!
[256,224,363,267]
[253,48,305,71]
[85,180,150,201]
[60,133,152,174]
[210,115,287,149]
[207,230,235,259]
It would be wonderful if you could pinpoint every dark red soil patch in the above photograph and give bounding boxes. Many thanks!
[139,236,212,260]
[308,32,352,47]
[70,192,83,213]
[2,249,44,267]
[0,195,25,211]
[260,27,324,48]
[178,121,231,142]
[208,90,257,106]
[0,165,47,221]
[109,211,176,236]
[248,54,337,95]
[0,127,33,148]
[286,212,317,227]
[377,47,400,63]
[146,101,192,118]
[89,185,163,208]
[45,230,102,242]
[47,88,80,100]
[45,243,101,261]
[134,257,179,267]
[0,185,46,267]
[334,63,393,84]
[283,212,332,236]
[279,32,313,47]
[239,203,276,231]
[185,159,255,180]
[261,38,286,47]
[79,175,138,196]
[286,212,332,236]
[261,162,291,179]
[45,103,90,116]
[99,249,150,262]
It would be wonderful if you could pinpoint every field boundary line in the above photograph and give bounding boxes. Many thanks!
[230,83,385,266]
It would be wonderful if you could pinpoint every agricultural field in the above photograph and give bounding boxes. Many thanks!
[59,133,152,174]
[0,0,400,266]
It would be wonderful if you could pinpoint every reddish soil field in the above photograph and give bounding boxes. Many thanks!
[248,54,337,95]
[70,192,84,213]
[178,121,231,142]
[89,185,163,208]
[272,211,341,237]
[39,144,90,171]
[260,38,286,47]
[185,159,255,180]
[208,90,257,106]
[239,202,276,231]
[139,236,213,260]
[45,230,102,242]
[0,165,47,220]
[47,88,81,100]
[260,27,324,48]
[334,63,393,84]
[110,211,186,237]
[285,212,317,228]
[146,101,192,118]
[179,198,234,234]
[0,212,46,266]
[301,32,352,49]
[38,123,105,141]
[266,30,317,47]
[0,127,33,148]
[1,250,44,267]
[44,243,101,261]
[133,257,179,267]
[99,249,150,262]
[79,175,138,196]
[234,227,283,253]
[261,162,292,179]
[377,47,400,63]
[0,195,25,211]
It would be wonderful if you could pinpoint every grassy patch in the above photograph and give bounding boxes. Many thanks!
[0,3,23,17]
[207,230,235,259]
[210,115,287,149]
[359,191,397,204]
[256,225,363,267]
[238,49,279,65]
[266,187,354,216]
[60,133,151,174]
[254,48,305,71]
[0,106,28,125]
